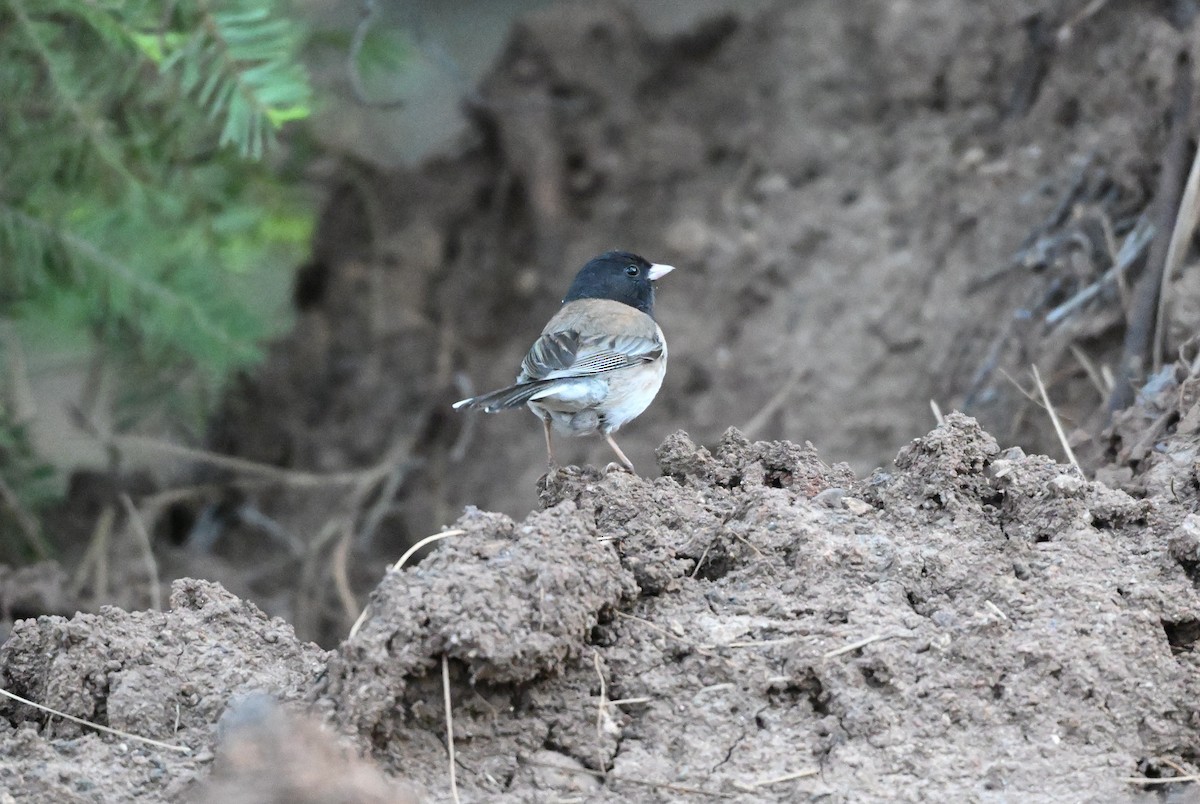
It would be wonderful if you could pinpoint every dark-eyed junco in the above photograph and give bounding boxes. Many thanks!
[453,250,675,473]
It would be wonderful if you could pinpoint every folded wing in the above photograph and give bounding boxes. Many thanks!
[454,329,663,413]
[520,330,663,381]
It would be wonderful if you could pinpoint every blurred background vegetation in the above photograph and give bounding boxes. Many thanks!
[0,0,321,558]
[0,0,773,565]
[0,0,573,562]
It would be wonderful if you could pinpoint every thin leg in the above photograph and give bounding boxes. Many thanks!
[604,433,636,474]
[542,417,557,467]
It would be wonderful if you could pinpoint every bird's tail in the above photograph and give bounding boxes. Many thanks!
[452,379,557,413]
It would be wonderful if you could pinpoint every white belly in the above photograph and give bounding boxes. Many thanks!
[527,355,667,437]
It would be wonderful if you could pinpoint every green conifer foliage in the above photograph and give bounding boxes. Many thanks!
[0,0,314,554]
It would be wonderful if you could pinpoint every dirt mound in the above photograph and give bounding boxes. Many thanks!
[0,579,328,800]
[327,502,637,731]
[320,414,1200,800]
[7,416,1200,800]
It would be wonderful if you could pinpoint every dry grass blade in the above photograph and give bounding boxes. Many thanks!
[347,528,465,639]
[442,654,461,804]
[1044,215,1154,326]
[823,630,912,659]
[519,757,733,798]
[388,528,466,573]
[1069,343,1109,396]
[612,610,718,658]
[1159,757,1191,776]
[728,530,765,559]
[689,541,713,580]
[720,636,805,649]
[1154,129,1200,369]
[1124,775,1200,785]
[1056,0,1109,41]
[1031,364,1083,476]
[0,320,37,424]
[71,505,114,598]
[735,768,820,790]
[331,520,357,625]
[0,687,190,754]
[930,399,945,427]
[593,651,608,774]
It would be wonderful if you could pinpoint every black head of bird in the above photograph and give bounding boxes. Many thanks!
[562,251,673,315]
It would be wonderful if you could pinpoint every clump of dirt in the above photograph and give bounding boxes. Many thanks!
[0,579,328,800]
[5,416,1200,800]
[1102,344,1200,504]
[325,503,638,735]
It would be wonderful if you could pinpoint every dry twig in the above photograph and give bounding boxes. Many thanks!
[1109,51,1193,414]
[1154,124,1200,369]
[733,768,820,791]
[1044,215,1153,326]
[71,505,114,601]
[119,494,162,611]
[1068,343,1109,397]
[0,477,50,559]
[109,435,380,487]
[744,366,804,439]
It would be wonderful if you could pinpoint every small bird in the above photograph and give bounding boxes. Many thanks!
[453,250,675,474]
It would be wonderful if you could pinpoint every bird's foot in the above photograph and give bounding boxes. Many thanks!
[604,461,635,475]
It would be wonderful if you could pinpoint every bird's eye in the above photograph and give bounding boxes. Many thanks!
[625,264,640,276]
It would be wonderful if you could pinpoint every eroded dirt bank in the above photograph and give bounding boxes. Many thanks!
[163,0,1200,649]
[4,415,1200,801]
